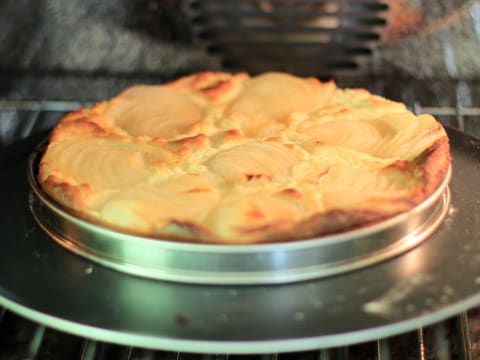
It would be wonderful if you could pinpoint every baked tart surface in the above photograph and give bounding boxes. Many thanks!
[38,72,450,244]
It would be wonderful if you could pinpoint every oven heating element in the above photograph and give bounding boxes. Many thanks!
[189,0,387,77]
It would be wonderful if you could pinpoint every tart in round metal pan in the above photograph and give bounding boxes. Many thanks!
[28,137,451,285]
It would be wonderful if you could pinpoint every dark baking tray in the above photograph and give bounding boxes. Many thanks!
[0,127,479,353]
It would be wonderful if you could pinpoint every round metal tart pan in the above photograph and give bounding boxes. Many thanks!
[27,139,451,285]
[0,127,480,353]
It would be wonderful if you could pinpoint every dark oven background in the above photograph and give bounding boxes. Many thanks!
[1,0,480,103]
[1,1,480,359]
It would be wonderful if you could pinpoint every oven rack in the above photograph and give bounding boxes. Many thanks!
[1,99,479,147]
[0,100,479,359]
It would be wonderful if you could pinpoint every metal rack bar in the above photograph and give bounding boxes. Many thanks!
[416,107,480,117]
[2,102,480,118]
[417,328,426,360]
[27,324,46,359]
[456,312,473,360]
[0,100,85,112]
[376,338,391,360]
[80,339,98,360]
[0,109,18,146]
[117,346,133,360]
[434,322,450,360]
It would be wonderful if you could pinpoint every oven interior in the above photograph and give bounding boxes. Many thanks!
[1,0,480,358]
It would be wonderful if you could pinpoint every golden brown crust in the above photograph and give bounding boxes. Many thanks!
[38,71,451,244]
[417,136,451,199]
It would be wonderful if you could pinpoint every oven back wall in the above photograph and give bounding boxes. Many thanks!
[1,0,480,102]
[0,0,219,101]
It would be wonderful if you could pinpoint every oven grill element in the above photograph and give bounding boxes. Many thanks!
[0,98,479,358]
[188,0,387,77]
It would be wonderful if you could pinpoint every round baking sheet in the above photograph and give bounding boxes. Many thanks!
[0,127,480,354]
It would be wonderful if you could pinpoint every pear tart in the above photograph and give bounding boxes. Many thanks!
[38,72,450,244]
